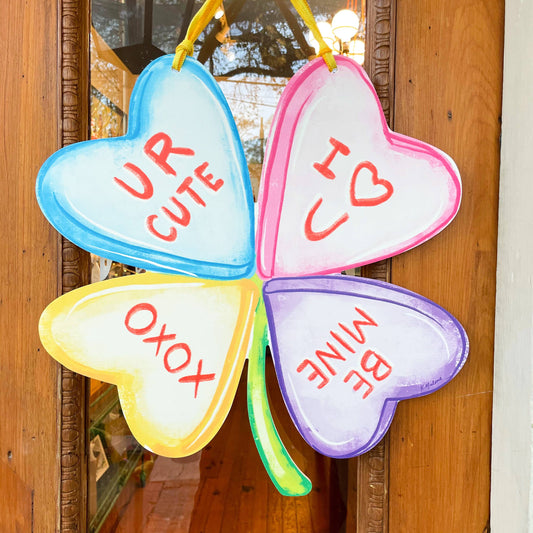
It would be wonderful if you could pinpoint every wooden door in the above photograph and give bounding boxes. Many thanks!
[388,1,502,530]
[0,0,89,531]
[0,0,502,531]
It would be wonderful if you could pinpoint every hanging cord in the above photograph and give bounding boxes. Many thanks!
[289,0,337,71]
[172,0,223,71]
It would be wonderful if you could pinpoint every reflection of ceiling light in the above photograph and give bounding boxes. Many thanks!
[332,9,360,42]
[317,21,334,40]
[316,21,340,53]
[214,7,225,20]
[306,8,364,63]
[348,38,365,64]
[307,24,340,55]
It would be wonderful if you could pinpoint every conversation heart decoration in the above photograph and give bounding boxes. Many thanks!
[39,273,259,457]
[37,55,255,279]
[263,276,469,458]
[34,0,471,498]
[256,55,462,279]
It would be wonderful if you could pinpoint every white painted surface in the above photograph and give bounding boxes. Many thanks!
[492,1,533,531]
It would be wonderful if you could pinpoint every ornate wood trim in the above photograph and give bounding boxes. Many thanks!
[366,0,396,128]
[354,0,397,531]
[59,1,91,531]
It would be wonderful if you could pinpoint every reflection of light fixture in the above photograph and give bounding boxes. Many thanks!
[332,9,360,42]
[307,22,340,55]
[307,4,365,65]
[215,2,236,61]
[317,21,341,54]
[348,38,365,65]
[215,3,231,44]
[214,5,225,20]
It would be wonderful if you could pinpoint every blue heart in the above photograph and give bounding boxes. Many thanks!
[36,55,255,279]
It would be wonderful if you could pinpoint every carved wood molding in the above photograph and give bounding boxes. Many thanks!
[356,0,397,531]
[59,0,90,531]
[366,0,396,128]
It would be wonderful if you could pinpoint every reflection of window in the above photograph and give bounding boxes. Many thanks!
[87,1,366,529]
[90,87,127,139]
[88,385,146,532]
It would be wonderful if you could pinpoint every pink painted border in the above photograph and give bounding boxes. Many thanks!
[256,55,462,279]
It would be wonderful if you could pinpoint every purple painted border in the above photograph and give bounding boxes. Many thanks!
[263,275,469,458]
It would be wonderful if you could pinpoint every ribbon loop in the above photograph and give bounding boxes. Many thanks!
[172,39,195,71]
[290,0,337,71]
[172,0,223,71]
[317,45,336,72]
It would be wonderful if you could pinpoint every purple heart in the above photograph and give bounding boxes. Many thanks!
[263,275,468,458]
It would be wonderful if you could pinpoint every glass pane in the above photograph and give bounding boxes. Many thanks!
[88,1,366,531]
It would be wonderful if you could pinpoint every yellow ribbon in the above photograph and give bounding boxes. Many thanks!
[172,0,336,72]
[172,0,223,71]
[289,0,337,71]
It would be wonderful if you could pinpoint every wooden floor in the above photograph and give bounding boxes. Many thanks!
[103,357,347,532]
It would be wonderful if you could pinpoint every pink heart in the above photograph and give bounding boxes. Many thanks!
[256,56,461,279]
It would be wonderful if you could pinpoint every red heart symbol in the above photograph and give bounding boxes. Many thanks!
[350,161,394,207]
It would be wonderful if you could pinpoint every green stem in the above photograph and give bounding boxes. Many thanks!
[247,294,312,497]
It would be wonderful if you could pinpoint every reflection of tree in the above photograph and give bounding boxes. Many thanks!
[92,0,348,78]
[217,75,286,198]
[219,76,284,142]
[199,0,347,77]
[91,91,126,139]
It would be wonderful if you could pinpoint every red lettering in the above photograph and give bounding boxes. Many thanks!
[338,307,378,344]
[146,214,177,242]
[315,342,346,376]
[330,330,355,353]
[360,350,392,381]
[143,132,194,176]
[177,176,206,206]
[142,323,176,357]
[304,198,349,241]
[125,303,157,335]
[344,370,374,399]
[178,359,216,399]
[194,162,224,191]
[297,359,329,389]
[162,197,191,227]
[124,303,214,396]
[114,162,154,200]
[313,137,351,180]
[163,342,192,374]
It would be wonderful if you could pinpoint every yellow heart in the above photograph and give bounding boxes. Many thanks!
[39,273,259,457]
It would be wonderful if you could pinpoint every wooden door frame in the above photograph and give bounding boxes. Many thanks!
[57,1,91,531]
[56,1,397,530]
